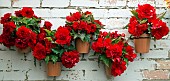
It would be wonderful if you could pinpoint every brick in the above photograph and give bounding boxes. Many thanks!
[0,60,12,70]
[82,9,108,17]
[42,0,69,7]
[0,0,11,7]
[0,51,13,60]
[11,57,34,70]
[114,71,143,81]
[12,0,40,7]
[99,0,126,7]
[108,9,131,17]
[33,9,51,17]
[51,9,77,17]
[85,69,111,81]
[164,10,170,18]
[127,59,157,71]
[127,0,155,7]
[62,61,102,70]
[0,71,25,80]
[0,9,13,17]
[143,80,170,81]
[127,0,139,7]
[0,45,9,51]
[26,62,54,80]
[156,0,166,7]
[71,0,99,7]
[141,50,169,58]
[155,9,170,19]
[150,40,170,49]
[139,0,155,6]
[157,60,170,69]
[143,70,169,79]
[105,18,129,29]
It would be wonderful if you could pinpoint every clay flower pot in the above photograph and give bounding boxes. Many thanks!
[17,47,31,54]
[75,38,90,54]
[105,65,112,79]
[47,62,61,76]
[134,34,150,53]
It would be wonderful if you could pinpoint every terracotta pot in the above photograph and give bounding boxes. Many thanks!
[47,62,61,76]
[17,47,31,54]
[134,34,150,53]
[105,65,112,79]
[75,38,90,54]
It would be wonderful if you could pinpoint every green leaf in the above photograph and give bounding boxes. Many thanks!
[112,36,121,44]
[84,34,91,42]
[71,30,78,39]
[73,34,78,39]
[122,48,126,55]
[44,29,51,36]
[123,24,128,29]
[67,45,75,51]
[131,10,139,19]
[45,56,50,64]
[157,12,166,20]
[99,54,112,67]
[51,56,58,63]
[59,49,64,57]
[105,32,110,39]
[80,33,86,42]
[139,19,147,24]
[46,37,52,41]
[51,49,60,55]
[124,58,129,65]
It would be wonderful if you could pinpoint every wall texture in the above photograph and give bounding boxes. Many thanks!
[0,0,170,81]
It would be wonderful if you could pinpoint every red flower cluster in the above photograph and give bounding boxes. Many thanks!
[128,4,169,39]
[61,50,79,68]
[128,16,148,37]
[44,21,52,30]
[92,31,136,77]
[0,13,11,24]
[151,19,169,39]
[0,7,41,49]
[66,11,103,33]
[0,22,16,47]
[15,26,37,49]
[33,22,55,60]
[33,23,79,68]
[55,26,71,45]
[66,12,81,22]
[136,4,156,21]
[14,7,35,18]
[66,11,103,41]
[33,43,47,60]
[111,60,126,76]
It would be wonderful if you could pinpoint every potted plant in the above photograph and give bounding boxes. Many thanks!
[91,31,137,78]
[0,7,42,54]
[65,10,104,54]
[125,4,169,53]
[33,23,80,76]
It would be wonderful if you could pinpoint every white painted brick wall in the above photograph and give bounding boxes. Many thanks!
[12,0,40,7]
[0,0,11,7]
[108,9,131,17]
[99,0,127,7]
[42,0,70,7]
[71,0,99,7]
[0,0,170,81]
